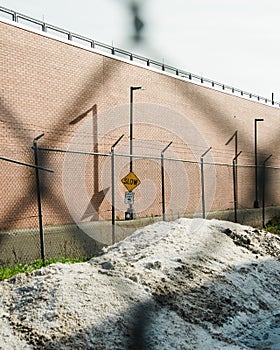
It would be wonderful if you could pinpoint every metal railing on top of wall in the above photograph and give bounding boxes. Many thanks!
[0,5,279,108]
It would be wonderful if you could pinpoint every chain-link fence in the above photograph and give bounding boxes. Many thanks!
[0,144,279,266]
[0,147,53,265]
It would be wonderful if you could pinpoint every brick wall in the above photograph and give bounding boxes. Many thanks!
[1,19,280,232]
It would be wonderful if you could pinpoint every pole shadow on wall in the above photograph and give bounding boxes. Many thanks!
[69,104,110,221]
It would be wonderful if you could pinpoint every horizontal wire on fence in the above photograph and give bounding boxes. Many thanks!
[31,130,278,163]
[114,151,280,169]
[0,155,54,172]
[38,146,109,157]
[5,129,276,163]
[38,146,280,169]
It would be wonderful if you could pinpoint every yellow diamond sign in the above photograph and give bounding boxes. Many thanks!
[121,171,141,191]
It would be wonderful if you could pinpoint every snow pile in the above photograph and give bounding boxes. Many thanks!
[0,218,279,350]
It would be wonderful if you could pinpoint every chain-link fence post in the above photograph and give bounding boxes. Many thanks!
[262,154,272,228]
[200,147,212,219]
[225,130,239,218]
[254,119,264,208]
[161,142,172,221]
[233,151,242,223]
[33,133,46,262]
[111,135,124,244]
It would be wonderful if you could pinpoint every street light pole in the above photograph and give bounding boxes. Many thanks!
[130,86,142,172]
[126,86,143,220]
[254,118,264,208]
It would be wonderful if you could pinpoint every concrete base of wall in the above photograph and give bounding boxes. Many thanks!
[1,207,279,266]
[205,206,280,227]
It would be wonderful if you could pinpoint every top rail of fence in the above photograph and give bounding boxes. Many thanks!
[1,5,279,108]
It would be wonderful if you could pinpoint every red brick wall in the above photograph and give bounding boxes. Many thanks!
[1,20,280,229]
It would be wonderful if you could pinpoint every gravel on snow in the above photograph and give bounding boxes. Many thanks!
[0,218,279,350]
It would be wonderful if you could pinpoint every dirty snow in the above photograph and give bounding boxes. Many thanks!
[0,218,279,350]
